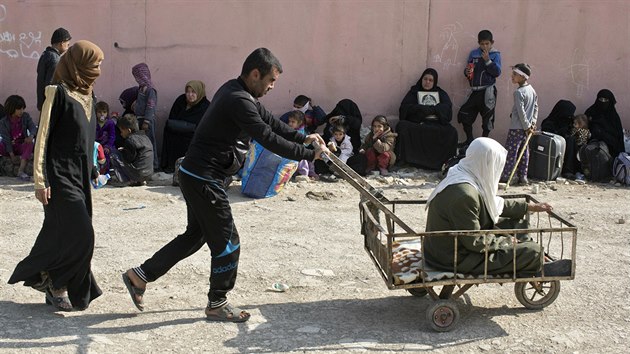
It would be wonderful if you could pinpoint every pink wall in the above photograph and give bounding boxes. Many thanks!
[1,0,628,145]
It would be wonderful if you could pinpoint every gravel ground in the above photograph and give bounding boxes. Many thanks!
[0,172,629,353]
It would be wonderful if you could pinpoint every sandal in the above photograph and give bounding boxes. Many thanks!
[205,304,251,323]
[45,288,73,312]
[122,272,145,311]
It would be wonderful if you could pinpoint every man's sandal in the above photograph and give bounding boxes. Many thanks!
[122,272,145,311]
[205,304,251,323]
[45,288,73,312]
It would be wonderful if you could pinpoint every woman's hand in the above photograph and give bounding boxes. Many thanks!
[35,187,51,205]
[527,202,553,213]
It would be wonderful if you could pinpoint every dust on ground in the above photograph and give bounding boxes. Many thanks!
[0,171,629,353]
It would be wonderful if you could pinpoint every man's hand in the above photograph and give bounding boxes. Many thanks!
[35,187,51,205]
[313,144,331,160]
[24,136,34,144]
[528,202,553,213]
[304,133,325,147]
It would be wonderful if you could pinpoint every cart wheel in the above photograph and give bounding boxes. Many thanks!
[426,300,459,332]
[514,281,561,310]
[407,288,428,298]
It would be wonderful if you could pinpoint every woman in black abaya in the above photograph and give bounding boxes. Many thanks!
[585,89,625,158]
[9,41,104,311]
[396,68,457,170]
[160,80,210,172]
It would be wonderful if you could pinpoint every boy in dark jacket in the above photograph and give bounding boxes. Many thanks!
[110,114,153,186]
[457,30,502,147]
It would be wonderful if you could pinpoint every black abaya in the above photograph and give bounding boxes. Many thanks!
[9,84,102,309]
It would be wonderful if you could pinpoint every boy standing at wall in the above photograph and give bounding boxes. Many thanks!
[457,30,502,148]
[501,63,537,185]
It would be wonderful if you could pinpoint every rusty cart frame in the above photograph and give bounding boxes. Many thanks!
[322,150,577,332]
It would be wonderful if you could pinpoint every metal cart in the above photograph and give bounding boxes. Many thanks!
[322,150,577,332]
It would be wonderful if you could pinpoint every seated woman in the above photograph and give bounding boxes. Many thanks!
[160,80,210,172]
[539,99,578,177]
[322,99,363,154]
[585,89,625,158]
[0,95,37,180]
[424,138,569,276]
[396,68,457,170]
[318,99,365,177]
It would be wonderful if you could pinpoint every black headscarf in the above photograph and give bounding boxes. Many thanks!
[540,99,576,137]
[323,99,363,153]
[399,68,452,125]
[585,89,624,157]
[417,68,439,92]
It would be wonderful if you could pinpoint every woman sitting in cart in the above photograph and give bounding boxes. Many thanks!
[423,137,560,276]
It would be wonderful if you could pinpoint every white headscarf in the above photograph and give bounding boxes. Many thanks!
[426,137,507,223]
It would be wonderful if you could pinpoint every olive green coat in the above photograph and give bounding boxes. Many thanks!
[424,183,541,275]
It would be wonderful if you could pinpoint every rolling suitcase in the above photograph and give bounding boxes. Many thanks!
[528,131,566,181]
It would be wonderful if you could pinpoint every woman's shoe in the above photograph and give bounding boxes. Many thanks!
[45,287,73,312]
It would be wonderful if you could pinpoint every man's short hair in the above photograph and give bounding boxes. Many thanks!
[241,48,283,78]
[478,30,493,42]
[118,114,139,133]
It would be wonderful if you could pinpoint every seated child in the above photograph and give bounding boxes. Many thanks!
[0,95,37,180]
[286,110,317,179]
[315,124,353,182]
[328,124,353,163]
[279,94,327,133]
[94,141,106,171]
[95,101,116,174]
[571,114,590,147]
[360,115,397,176]
[110,114,154,186]
[92,141,108,188]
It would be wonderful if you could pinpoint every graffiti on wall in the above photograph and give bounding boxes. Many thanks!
[565,49,593,98]
[432,22,463,70]
[0,4,43,60]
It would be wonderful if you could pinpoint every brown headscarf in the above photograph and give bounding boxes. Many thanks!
[185,80,206,106]
[53,40,104,95]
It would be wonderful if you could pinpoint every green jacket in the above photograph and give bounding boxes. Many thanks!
[424,183,541,275]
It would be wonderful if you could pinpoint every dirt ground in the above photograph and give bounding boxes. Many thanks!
[1,170,629,353]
